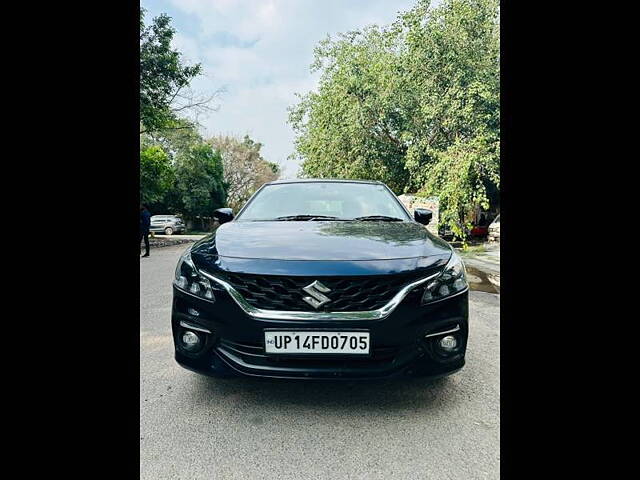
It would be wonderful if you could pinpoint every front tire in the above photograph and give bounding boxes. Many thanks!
[164,227,174,235]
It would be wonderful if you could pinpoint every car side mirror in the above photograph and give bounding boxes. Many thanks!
[414,208,432,225]
[214,208,234,225]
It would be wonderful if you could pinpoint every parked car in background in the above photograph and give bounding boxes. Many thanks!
[470,225,489,238]
[438,222,470,241]
[438,223,457,240]
[488,214,500,242]
[439,220,489,240]
[150,215,185,235]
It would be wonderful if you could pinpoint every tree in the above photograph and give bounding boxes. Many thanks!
[139,8,229,229]
[140,122,232,224]
[140,145,174,205]
[173,144,227,228]
[145,118,205,158]
[288,0,499,239]
[207,135,280,211]
[140,9,219,134]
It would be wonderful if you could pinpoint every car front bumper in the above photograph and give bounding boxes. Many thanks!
[171,286,468,380]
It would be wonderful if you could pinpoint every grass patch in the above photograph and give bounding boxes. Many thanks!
[458,244,487,255]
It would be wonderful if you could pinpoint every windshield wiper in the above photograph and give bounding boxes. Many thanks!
[275,215,343,221]
[353,215,404,222]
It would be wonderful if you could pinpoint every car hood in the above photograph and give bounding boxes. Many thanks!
[190,221,452,276]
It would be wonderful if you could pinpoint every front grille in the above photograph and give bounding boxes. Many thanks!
[216,270,438,312]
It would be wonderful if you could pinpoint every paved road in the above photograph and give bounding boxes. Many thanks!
[140,245,500,480]
[151,234,207,240]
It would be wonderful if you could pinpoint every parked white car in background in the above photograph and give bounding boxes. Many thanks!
[488,214,500,242]
[150,215,185,235]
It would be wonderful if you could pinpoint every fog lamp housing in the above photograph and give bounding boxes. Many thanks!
[439,335,458,352]
[181,331,202,351]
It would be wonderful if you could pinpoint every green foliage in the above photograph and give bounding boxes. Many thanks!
[267,161,280,176]
[420,134,499,237]
[140,8,202,134]
[147,118,204,157]
[289,0,500,240]
[174,144,227,220]
[140,145,174,204]
[140,125,228,224]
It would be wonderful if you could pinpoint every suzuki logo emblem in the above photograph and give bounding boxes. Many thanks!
[302,280,332,309]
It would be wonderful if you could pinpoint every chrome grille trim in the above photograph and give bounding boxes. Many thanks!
[198,269,440,321]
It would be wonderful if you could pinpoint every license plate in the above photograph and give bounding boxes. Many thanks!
[264,331,370,355]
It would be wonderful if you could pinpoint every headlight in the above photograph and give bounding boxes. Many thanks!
[421,251,468,304]
[174,250,216,302]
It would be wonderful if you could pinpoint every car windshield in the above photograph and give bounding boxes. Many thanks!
[236,182,410,221]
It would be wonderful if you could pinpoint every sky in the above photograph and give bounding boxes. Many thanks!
[142,0,419,178]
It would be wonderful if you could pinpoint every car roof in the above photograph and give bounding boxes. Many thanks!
[265,178,383,186]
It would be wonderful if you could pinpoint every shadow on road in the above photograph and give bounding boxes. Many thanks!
[190,373,462,415]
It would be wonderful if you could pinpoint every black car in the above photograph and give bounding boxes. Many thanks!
[172,179,469,380]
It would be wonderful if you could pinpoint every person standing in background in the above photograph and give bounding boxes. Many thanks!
[140,204,151,257]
